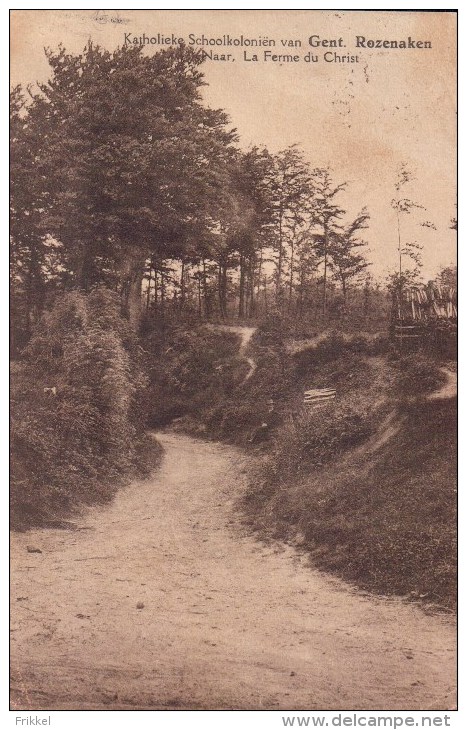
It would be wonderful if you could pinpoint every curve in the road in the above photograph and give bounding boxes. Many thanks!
[10,432,456,711]
[205,324,257,384]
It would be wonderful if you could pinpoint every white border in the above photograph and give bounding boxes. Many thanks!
[4,4,461,729]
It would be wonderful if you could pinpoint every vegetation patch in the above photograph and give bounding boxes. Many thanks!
[145,327,245,427]
[242,363,456,609]
[10,288,161,530]
[389,352,448,396]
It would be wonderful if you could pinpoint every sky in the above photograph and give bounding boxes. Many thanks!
[10,9,457,281]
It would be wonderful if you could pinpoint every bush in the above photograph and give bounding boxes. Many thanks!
[391,353,446,396]
[294,333,388,378]
[243,395,456,609]
[256,311,287,347]
[10,288,157,529]
[266,401,375,482]
[145,327,244,427]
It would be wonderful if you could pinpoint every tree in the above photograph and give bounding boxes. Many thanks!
[437,265,457,288]
[226,147,275,318]
[294,230,320,315]
[10,85,54,351]
[390,163,428,302]
[16,43,237,325]
[329,210,370,313]
[308,167,346,315]
[267,147,311,307]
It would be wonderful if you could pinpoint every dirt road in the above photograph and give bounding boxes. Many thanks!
[429,367,457,401]
[10,432,456,710]
[205,324,257,382]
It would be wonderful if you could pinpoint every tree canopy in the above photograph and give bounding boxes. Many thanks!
[10,42,385,347]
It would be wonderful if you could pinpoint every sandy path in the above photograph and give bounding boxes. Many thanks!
[205,323,256,355]
[206,324,257,382]
[429,367,457,401]
[10,432,456,711]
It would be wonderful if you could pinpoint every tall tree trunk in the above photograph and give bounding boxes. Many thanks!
[297,262,305,316]
[202,259,211,318]
[256,247,263,301]
[197,271,202,319]
[146,263,152,311]
[222,263,228,318]
[160,262,165,321]
[127,264,143,328]
[248,255,256,318]
[263,275,269,314]
[244,259,250,318]
[322,225,328,316]
[217,263,228,320]
[289,238,295,307]
[238,254,245,318]
[276,202,283,302]
[179,260,186,310]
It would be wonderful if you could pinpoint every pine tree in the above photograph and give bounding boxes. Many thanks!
[308,167,346,315]
[329,210,370,313]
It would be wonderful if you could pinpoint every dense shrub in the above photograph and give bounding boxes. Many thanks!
[11,288,158,528]
[262,401,375,484]
[255,311,288,347]
[243,393,456,609]
[294,333,388,377]
[145,327,245,427]
[391,353,446,396]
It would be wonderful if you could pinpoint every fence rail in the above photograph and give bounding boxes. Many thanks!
[304,388,336,406]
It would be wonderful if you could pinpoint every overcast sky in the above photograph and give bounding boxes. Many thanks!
[10,9,457,280]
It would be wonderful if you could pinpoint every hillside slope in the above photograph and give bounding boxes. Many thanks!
[146,324,456,609]
[242,343,456,610]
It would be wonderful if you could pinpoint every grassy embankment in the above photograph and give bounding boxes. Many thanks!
[10,289,162,530]
[12,303,456,609]
[148,320,456,609]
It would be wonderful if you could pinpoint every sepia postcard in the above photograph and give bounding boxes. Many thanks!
[9,8,457,718]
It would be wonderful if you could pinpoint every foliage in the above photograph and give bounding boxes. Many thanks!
[436,265,457,288]
[293,332,386,377]
[388,163,436,300]
[11,46,376,341]
[329,211,370,305]
[242,356,456,609]
[266,146,312,304]
[10,43,238,331]
[390,353,447,396]
[308,167,346,315]
[268,402,374,479]
[145,327,242,426]
[10,288,157,528]
[10,85,60,351]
